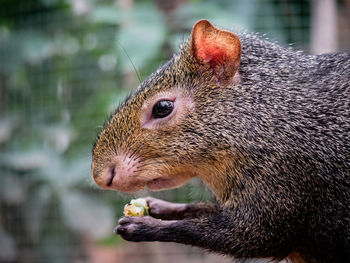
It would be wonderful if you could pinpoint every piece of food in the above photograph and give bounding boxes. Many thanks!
[123,198,149,216]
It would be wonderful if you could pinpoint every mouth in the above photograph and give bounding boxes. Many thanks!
[100,164,195,192]
[104,166,143,192]
[146,175,188,191]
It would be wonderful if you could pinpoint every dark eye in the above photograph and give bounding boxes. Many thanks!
[152,100,174,119]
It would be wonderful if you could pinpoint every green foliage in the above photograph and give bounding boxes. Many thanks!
[98,234,124,247]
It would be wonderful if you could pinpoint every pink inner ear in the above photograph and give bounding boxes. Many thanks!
[196,37,229,67]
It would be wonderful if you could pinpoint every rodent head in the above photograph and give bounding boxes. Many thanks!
[92,20,241,196]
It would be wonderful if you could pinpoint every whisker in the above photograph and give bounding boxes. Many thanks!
[129,143,143,160]
[136,161,169,171]
[117,43,142,84]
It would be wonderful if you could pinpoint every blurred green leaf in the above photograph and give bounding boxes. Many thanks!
[60,191,114,240]
[0,30,51,73]
[0,230,16,262]
[115,4,166,72]
[91,5,122,24]
[0,174,26,204]
[0,116,20,144]
[1,150,50,171]
[25,185,53,242]
[40,125,75,153]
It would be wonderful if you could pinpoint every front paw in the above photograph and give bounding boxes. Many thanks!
[146,197,186,220]
[115,216,163,242]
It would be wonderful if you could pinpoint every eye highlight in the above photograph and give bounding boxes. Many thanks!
[152,100,174,119]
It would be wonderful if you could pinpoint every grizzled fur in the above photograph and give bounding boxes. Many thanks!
[94,30,350,263]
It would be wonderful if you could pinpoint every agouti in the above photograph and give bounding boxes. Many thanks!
[91,20,350,263]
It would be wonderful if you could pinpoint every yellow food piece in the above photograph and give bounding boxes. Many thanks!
[123,198,149,216]
[123,204,144,216]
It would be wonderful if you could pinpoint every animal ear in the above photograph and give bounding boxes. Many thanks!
[190,19,241,82]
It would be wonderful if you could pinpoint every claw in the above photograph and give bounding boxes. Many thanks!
[114,225,123,235]
[118,216,130,225]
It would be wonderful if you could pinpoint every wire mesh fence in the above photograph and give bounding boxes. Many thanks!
[0,0,349,262]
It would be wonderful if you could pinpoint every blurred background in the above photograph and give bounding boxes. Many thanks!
[0,0,349,262]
